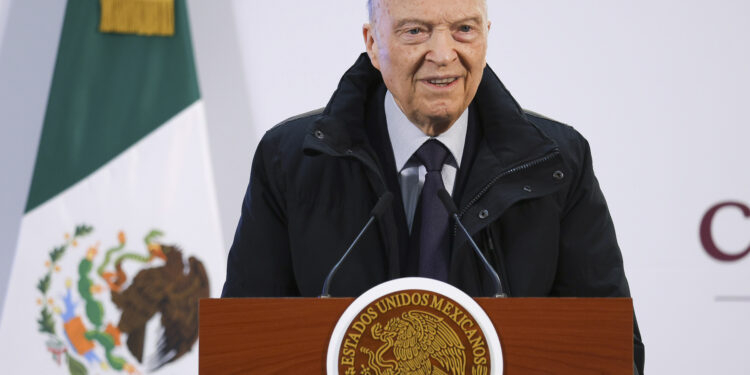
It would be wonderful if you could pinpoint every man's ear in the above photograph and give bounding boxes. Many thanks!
[484,21,491,68]
[363,23,380,71]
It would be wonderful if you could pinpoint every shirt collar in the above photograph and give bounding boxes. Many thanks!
[384,90,468,172]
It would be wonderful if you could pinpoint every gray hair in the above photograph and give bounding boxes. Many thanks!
[367,0,488,23]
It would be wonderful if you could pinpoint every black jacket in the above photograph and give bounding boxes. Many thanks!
[222,54,644,373]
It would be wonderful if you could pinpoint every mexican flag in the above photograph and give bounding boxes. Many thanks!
[0,1,225,374]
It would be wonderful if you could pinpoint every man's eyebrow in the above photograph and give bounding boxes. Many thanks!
[393,18,429,29]
[451,16,484,25]
[393,16,483,29]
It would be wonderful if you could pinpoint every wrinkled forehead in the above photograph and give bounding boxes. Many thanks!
[369,0,488,23]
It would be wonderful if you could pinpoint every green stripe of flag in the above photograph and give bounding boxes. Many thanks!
[26,0,200,212]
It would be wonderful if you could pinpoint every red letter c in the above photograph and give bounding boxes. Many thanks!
[700,201,750,261]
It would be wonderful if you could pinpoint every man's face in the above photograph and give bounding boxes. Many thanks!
[364,0,490,136]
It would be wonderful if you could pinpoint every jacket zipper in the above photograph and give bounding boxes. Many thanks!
[456,150,560,221]
[453,150,560,240]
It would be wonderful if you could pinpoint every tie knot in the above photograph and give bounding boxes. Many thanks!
[415,139,450,172]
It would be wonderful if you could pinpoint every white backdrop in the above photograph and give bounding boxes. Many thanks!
[215,1,750,373]
[1,1,749,373]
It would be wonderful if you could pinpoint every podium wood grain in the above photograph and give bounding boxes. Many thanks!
[200,298,632,374]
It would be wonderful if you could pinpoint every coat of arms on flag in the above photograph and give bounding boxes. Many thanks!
[37,225,209,374]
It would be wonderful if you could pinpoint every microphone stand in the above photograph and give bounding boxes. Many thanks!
[438,189,506,298]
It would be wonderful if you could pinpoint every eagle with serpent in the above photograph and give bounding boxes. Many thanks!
[35,225,208,374]
[361,310,466,375]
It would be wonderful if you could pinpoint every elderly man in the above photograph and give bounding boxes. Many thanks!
[222,0,644,372]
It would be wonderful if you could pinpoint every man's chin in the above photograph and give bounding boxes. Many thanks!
[414,112,459,136]
[424,107,462,126]
[405,103,465,135]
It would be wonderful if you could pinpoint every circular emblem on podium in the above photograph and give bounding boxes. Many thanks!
[327,277,503,375]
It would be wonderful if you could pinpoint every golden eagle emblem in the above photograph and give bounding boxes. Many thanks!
[362,310,466,375]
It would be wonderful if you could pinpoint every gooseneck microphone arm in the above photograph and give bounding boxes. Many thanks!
[438,188,506,298]
[320,192,393,298]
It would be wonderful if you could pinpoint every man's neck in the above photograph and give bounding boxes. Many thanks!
[384,90,469,173]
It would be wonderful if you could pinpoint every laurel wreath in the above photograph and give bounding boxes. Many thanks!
[36,224,93,375]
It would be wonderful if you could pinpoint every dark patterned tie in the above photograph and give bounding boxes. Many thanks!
[413,139,451,281]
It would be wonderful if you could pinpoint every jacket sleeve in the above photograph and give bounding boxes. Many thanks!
[221,133,300,297]
[555,134,645,374]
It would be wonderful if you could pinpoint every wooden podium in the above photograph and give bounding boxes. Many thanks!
[199,297,633,374]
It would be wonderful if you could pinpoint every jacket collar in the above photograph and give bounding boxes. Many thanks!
[473,63,559,169]
[304,53,558,172]
[302,54,379,157]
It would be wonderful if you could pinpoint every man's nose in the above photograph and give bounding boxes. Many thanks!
[425,30,458,66]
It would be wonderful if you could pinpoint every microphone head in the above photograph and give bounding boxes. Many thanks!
[370,192,394,217]
[438,188,458,215]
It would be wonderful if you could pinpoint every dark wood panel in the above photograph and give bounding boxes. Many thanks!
[476,298,632,374]
[200,298,632,374]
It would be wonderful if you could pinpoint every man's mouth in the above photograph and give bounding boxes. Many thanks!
[424,77,459,88]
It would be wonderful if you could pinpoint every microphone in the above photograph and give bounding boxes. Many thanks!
[320,192,393,297]
[438,188,506,297]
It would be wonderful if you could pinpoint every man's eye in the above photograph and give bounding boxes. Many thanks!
[459,25,473,32]
[407,28,421,35]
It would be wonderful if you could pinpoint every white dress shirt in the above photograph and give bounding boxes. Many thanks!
[384,90,469,232]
